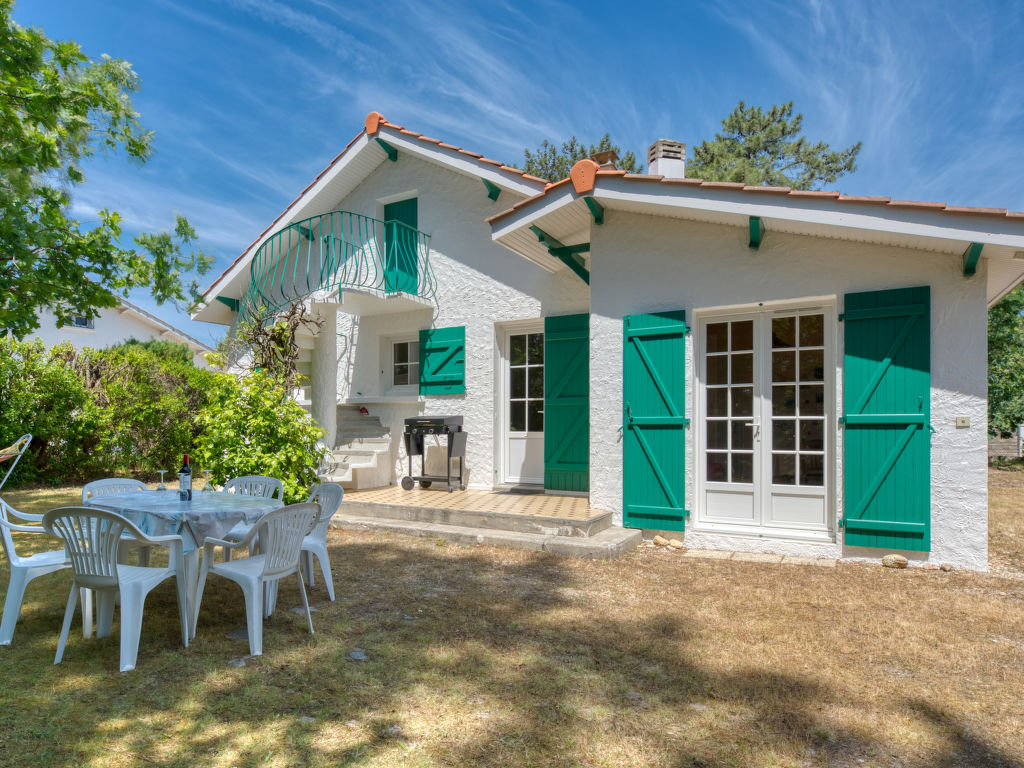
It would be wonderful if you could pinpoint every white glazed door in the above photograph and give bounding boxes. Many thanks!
[700,309,830,537]
[504,329,544,485]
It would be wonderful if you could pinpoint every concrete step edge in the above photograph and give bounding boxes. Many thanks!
[331,515,640,560]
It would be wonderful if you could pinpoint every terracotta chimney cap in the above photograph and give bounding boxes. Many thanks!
[570,159,600,194]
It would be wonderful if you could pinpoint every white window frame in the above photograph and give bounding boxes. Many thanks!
[383,335,420,396]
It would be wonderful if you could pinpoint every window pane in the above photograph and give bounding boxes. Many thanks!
[800,419,824,451]
[731,386,753,417]
[800,455,825,486]
[772,351,795,382]
[707,388,728,417]
[394,364,409,386]
[510,401,526,432]
[528,333,544,364]
[800,314,824,347]
[772,317,796,348]
[731,321,753,351]
[407,343,419,364]
[511,368,525,398]
[707,355,728,385]
[707,420,728,450]
[772,386,796,416]
[528,400,544,432]
[773,419,796,451]
[707,323,728,353]
[393,342,408,364]
[731,421,753,451]
[528,367,543,399]
[707,453,728,482]
[800,385,825,416]
[773,454,796,485]
[731,353,753,384]
[510,335,526,365]
[732,453,753,483]
[799,349,824,382]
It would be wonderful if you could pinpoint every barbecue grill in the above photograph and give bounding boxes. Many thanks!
[401,416,466,492]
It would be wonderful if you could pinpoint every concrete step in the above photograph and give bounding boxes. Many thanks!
[340,495,611,537]
[331,515,641,560]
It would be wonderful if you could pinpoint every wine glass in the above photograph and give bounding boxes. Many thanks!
[201,469,213,492]
[157,470,167,491]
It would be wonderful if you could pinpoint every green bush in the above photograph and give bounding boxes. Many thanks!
[74,343,221,480]
[0,338,104,484]
[194,370,327,503]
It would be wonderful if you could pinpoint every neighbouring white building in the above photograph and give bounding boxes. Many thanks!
[194,112,1024,570]
[30,296,212,368]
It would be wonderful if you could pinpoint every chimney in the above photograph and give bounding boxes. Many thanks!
[589,149,619,170]
[648,139,686,178]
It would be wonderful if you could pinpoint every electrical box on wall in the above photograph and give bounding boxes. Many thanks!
[955,416,970,428]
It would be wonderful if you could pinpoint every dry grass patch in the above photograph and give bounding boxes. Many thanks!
[0,476,1021,767]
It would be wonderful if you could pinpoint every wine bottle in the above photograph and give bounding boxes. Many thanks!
[178,453,192,501]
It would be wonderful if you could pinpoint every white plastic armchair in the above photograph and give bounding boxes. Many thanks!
[43,507,190,672]
[0,497,92,645]
[300,483,343,601]
[192,502,319,657]
[224,476,284,500]
[82,477,153,566]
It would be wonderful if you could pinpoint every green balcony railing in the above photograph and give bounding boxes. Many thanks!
[240,210,437,321]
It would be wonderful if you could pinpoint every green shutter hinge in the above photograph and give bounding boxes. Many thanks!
[837,313,845,322]
[685,509,691,519]
[685,418,691,427]
[837,518,845,529]
[928,423,936,434]
[838,416,845,426]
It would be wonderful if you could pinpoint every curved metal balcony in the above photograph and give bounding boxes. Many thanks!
[241,210,437,321]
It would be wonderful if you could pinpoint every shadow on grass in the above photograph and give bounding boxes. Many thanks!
[0,535,1020,767]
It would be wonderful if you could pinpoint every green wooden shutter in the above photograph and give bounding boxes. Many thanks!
[623,311,687,531]
[384,198,418,295]
[544,313,589,492]
[842,286,930,551]
[419,326,465,395]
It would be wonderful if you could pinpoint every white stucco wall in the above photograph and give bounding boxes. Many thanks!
[589,211,989,570]
[29,306,211,368]
[326,154,589,487]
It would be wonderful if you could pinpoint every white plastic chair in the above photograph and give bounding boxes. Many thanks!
[82,477,152,566]
[223,476,285,557]
[192,502,318,657]
[0,497,92,645]
[300,483,343,601]
[224,476,284,500]
[43,507,189,672]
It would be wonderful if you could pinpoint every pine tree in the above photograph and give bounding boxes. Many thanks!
[521,134,641,182]
[687,101,861,190]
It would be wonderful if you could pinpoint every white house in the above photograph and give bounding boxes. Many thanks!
[194,112,1024,570]
[30,296,212,368]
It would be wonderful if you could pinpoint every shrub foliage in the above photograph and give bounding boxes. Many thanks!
[0,337,325,495]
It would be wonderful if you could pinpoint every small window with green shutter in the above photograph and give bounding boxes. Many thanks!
[419,326,466,395]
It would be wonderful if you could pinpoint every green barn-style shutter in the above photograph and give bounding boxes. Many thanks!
[384,197,418,295]
[842,286,930,551]
[623,310,687,531]
[419,326,465,395]
[544,313,589,492]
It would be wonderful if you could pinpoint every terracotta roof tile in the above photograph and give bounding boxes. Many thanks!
[478,157,503,166]
[458,149,483,158]
[488,171,1024,228]
[438,142,460,150]
[522,173,548,184]
[887,200,947,209]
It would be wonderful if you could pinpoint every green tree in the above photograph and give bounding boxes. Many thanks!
[988,286,1024,436]
[521,134,641,182]
[688,101,861,190]
[0,0,212,339]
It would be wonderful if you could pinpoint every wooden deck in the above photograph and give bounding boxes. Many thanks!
[342,486,597,521]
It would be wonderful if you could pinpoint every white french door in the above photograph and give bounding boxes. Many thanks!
[697,306,832,539]
[503,326,544,485]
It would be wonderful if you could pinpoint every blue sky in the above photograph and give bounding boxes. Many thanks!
[16,0,1024,346]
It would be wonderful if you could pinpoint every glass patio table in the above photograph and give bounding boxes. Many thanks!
[86,490,284,637]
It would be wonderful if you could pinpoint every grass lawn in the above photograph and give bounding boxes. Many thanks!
[0,475,1021,768]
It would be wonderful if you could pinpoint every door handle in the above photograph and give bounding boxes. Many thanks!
[744,421,761,439]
